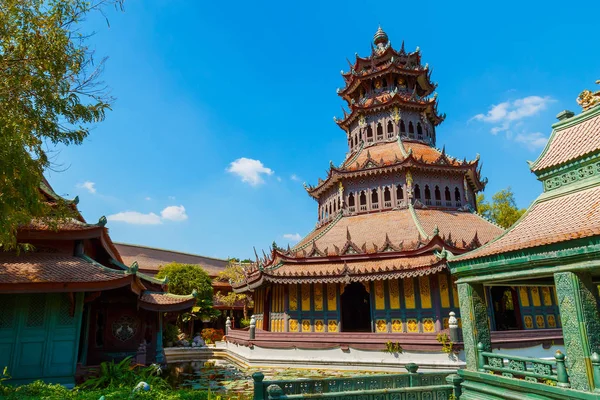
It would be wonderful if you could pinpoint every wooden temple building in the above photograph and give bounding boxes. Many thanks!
[0,180,196,385]
[232,28,504,352]
[448,84,600,399]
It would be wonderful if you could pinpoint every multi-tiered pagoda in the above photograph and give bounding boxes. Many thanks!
[234,28,502,348]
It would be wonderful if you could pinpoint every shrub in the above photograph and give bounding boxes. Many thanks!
[201,328,224,343]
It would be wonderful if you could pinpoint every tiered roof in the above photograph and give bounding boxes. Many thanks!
[450,85,600,278]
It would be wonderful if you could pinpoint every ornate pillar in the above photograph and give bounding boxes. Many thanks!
[554,271,600,391]
[457,282,491,370]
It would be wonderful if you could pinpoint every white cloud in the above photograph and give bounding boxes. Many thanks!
[290,174,300,181]
[514,132,548,151]
[77,181,96,194]
[161,205,188,222]
[227,157,274,186]
[107,211,162,225]
[145,197,152,201]
[276,176,282,182]
[283,233,302,242]
[472,96,554,134]
[168,196,176,200]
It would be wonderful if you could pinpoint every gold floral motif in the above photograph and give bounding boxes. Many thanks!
[419,276,432,309]
[524,315,533,329]
[289,319,299,332]
[404,279,415,309]
[302,320,311,332]
[314,284,323,311]
[443,318,449,329]
[327,283,337,311]
[315,320,325,332]
[535,315,545,329]
[547,315,556,328]
[405,171,413,187]
[389,279,400,309]
[407,319,418,333]
[374,280,385,310]
[519,287,530,307]
[328,320,338,332]
[422,318,435,333]
[530,287,541,307]
[451,279,460,307]
[376,319,387,333]
[392,319,402,332]
[289,284,298,311]
[392,107,401,124]
[541,287,552,306]
[358,114,366,127]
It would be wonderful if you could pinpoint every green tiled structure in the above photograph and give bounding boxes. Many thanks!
[448,83,600,398]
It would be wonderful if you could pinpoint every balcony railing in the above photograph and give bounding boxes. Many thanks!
[435,200,442,206]
[372,203,379,210]
[477,342,570,387]
[396,199,407,208]
[445,201,452,207]
[384,201,392,208]
[425,199,432,206]
[348,206,356,213]
[253,365,457,400]
[359,205,367,211]
[455,201,462,207]
[387,133,394,139]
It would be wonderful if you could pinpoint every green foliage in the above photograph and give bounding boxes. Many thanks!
[0,0,122,250]
[201,328,224,344]
[79,357,168,391]
[436,333,455,354]
[239,318,251,328]
[164,323,180,344]
[476,187,526,229]
[157,263,213,299]
[1,366,10,383]
[383,341,403,354]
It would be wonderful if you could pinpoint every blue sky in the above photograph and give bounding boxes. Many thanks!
[47,0,600,259]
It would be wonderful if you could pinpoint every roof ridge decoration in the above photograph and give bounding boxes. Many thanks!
[576,80,600,111]
[408,202,431,239]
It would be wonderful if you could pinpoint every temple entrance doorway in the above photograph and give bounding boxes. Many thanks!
[341,282,371,332]
[263,287,271,331]
[490,286,522,331]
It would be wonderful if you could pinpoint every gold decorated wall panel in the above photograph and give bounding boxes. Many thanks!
[314,284,323,311]
[439,274,450,308]
[403,278,415,309]
[374,280,385,310]
[327,283,337,311]
[418,276,432,309]
[388,279,400,309]
[301,284,311,311]
[289,284,298,311]
[451,279,459,307]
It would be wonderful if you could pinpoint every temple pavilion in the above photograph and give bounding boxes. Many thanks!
[448,84,600,399]
[233,28,502,348]
[0,179,196,385]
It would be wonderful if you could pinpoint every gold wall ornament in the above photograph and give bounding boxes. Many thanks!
[327,320,338,332]
[314,284,323,311]
[289,319,299,332]
[359,114,366,127]
[375,79,382,89]
[315,320,325,332]
[338,181,344,197]
[392,107,401,124]
[392,319,402,332]
[289,284,298,311]
[376,319,387,333]
[577,80,600,111]
[405,171,413,187]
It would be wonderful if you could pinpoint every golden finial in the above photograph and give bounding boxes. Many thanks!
[577,80,600,111]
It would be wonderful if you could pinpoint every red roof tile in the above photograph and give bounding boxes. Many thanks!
[414,209,503,245]
[138,291,196,311]
[115,243,228,276]
[0,252,131,292]
[532,111,600,172]
[455,185,600,261]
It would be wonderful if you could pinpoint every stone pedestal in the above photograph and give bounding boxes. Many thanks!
[554,271,600,391]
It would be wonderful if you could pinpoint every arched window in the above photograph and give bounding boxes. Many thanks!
[414,184,421,200]
[445,187,451,201]
[360,191,367,206]
[371,188,378,204]
[382,78,388,88]
[400,121,406,134]
[354,133,358,145]
[454,188,461,202]
[333,199,337,212]
[384,187,391,206]
[417,123,423,136]
[349,193,355,207]
[366,126,373,139]
[337,197,341,210]
[425,185,431,200]
[396,185,404,200]
[434,186,441,201]
[409,122,414,134]
[387,121,393,134]
[376,123,383,137]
